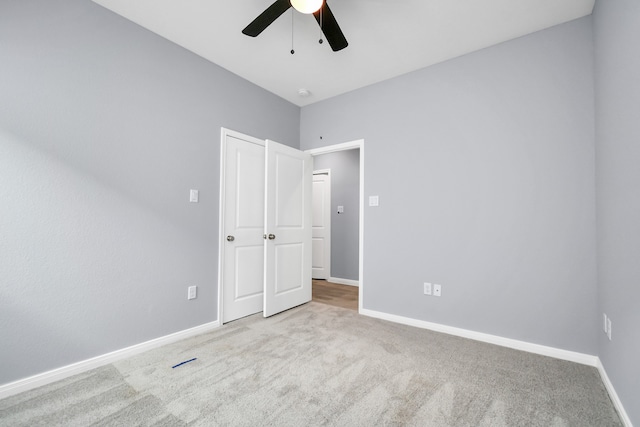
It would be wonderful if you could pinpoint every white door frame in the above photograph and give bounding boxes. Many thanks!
[305,140,364,313]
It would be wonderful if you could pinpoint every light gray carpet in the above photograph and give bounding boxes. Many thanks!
[0,302,622,426]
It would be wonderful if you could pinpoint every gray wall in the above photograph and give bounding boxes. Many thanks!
[301,17,598,355]
[0,0,299,385]
[593,0,640,423]
[4,1,637,419]
[313,150,360,281]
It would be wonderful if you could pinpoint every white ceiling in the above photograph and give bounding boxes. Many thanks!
[92,0,595,107]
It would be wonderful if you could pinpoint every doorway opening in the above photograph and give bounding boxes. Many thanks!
[306,140,364,313]
[217,131,364,324]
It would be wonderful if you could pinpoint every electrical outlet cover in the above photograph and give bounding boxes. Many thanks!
[433,284,441,297]
[423,282,432,295]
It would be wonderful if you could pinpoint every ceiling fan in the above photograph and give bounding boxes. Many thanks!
[242,0,348,52]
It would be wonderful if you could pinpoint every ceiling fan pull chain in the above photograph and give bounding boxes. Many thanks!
[318,6,324,45]
[291,8,295,54]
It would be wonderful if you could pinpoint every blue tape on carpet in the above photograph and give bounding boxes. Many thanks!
[172,358,197,369]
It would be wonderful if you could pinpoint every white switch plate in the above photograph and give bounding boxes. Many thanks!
[433,284,442,297]
[337,205,344,214]
[188,286,197,300]
[607,317,612,341]
[603,313,608,333]
[423,282,432,295]
[369,195,379,207]
[189,189,199,203]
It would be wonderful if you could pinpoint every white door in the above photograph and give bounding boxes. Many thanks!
[221,132,265,323]
[263,139,313,317]
[312,172,331,279]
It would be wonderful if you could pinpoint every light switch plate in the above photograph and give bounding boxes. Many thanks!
[189,189,199,203]
[188,286,197,300]
[423,282,432,295]
[369,196,379,207]
[337,205,344,214]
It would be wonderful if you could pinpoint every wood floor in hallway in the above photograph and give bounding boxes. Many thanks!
[312,279,358,311]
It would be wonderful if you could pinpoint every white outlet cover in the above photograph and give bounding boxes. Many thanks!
[603,313,608,333]
[189,189,199,203]
[369,195,379,207]
[433,284,442,297]
[607,318,612,340]
[188,286,197,300]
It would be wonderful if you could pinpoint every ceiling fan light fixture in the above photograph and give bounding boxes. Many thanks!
[290,0,323,14]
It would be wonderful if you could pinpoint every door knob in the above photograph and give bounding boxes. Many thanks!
[268,234,276,240]
[226,235,235,242]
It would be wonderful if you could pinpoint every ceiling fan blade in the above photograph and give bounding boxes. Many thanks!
[313,2,348,52]
[242,0,292,37]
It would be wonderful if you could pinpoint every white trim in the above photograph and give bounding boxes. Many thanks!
[306,140,362,155]
[360,308,598,366]
[597,359,634,427]
[217,128,227,326]
[305,140,364,314]
[329,277,359,287]
[0,321,220,400]
[362,308,634,424]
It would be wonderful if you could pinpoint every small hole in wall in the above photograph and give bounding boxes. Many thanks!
[320,136,323,139]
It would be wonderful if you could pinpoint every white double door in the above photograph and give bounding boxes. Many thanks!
[221,130,312,323]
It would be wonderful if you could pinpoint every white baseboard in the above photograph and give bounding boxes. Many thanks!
[359,308,598,366]
[1,312,632,427]
[329,277,359,287]
[359,309,636,424]
[0,320,220,400]
[597,359,634,427]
